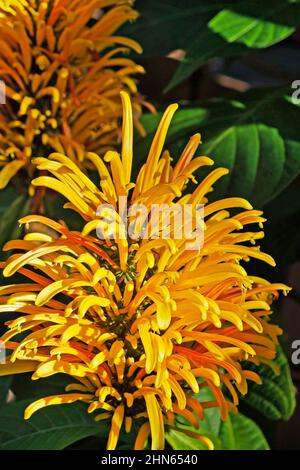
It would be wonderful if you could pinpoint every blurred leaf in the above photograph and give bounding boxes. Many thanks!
[250,183,300,282]
[11,374,72,401]
[118,430,139,450]
[136,89,300,207]
[0,187,17,213]
[241,347,296,420]
[0,400,107,450]
[44,193,83,231]
[124,0,222,57]
[0,194,30,253]
[219,412,270,449]
[126,0,300,90]
[0,377,12,409]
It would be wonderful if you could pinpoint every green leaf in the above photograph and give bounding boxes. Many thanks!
[166,425,221,450]
[0,399,107,450]
[123,0,222,58]
[209,2,297,49]
[166,387,222,450]
[250,184,300,282]
[166,409,269,450]
[126,1,300,90]
[44,193,83,231]
[194,386,221,435]
[136,89,300,207]
[219,412,270,450]
[171,386,221,436]
[241,347,296,420]
[0,193,30,253]
[168,0,300,90]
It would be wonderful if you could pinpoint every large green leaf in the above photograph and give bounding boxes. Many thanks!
[0,399,107,450]
[219,412,270,450]
[135,89,300,207]
[125,0,300,90]
[209,3,298,49]
[241,347,296,420]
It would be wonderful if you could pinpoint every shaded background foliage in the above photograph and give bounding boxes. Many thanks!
[124,0,300,450]
[1,0,300,450]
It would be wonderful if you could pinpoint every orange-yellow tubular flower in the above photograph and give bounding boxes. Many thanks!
[0,92,290,450]
[0,0,145,191]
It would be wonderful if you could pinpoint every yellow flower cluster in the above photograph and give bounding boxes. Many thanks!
[0,0,145,191]
[0,92,289,449]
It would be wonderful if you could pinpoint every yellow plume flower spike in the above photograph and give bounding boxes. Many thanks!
[0,0,145,192]
[0,94,290,450]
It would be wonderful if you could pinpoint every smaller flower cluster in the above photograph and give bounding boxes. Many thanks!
[0,0,145,191]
